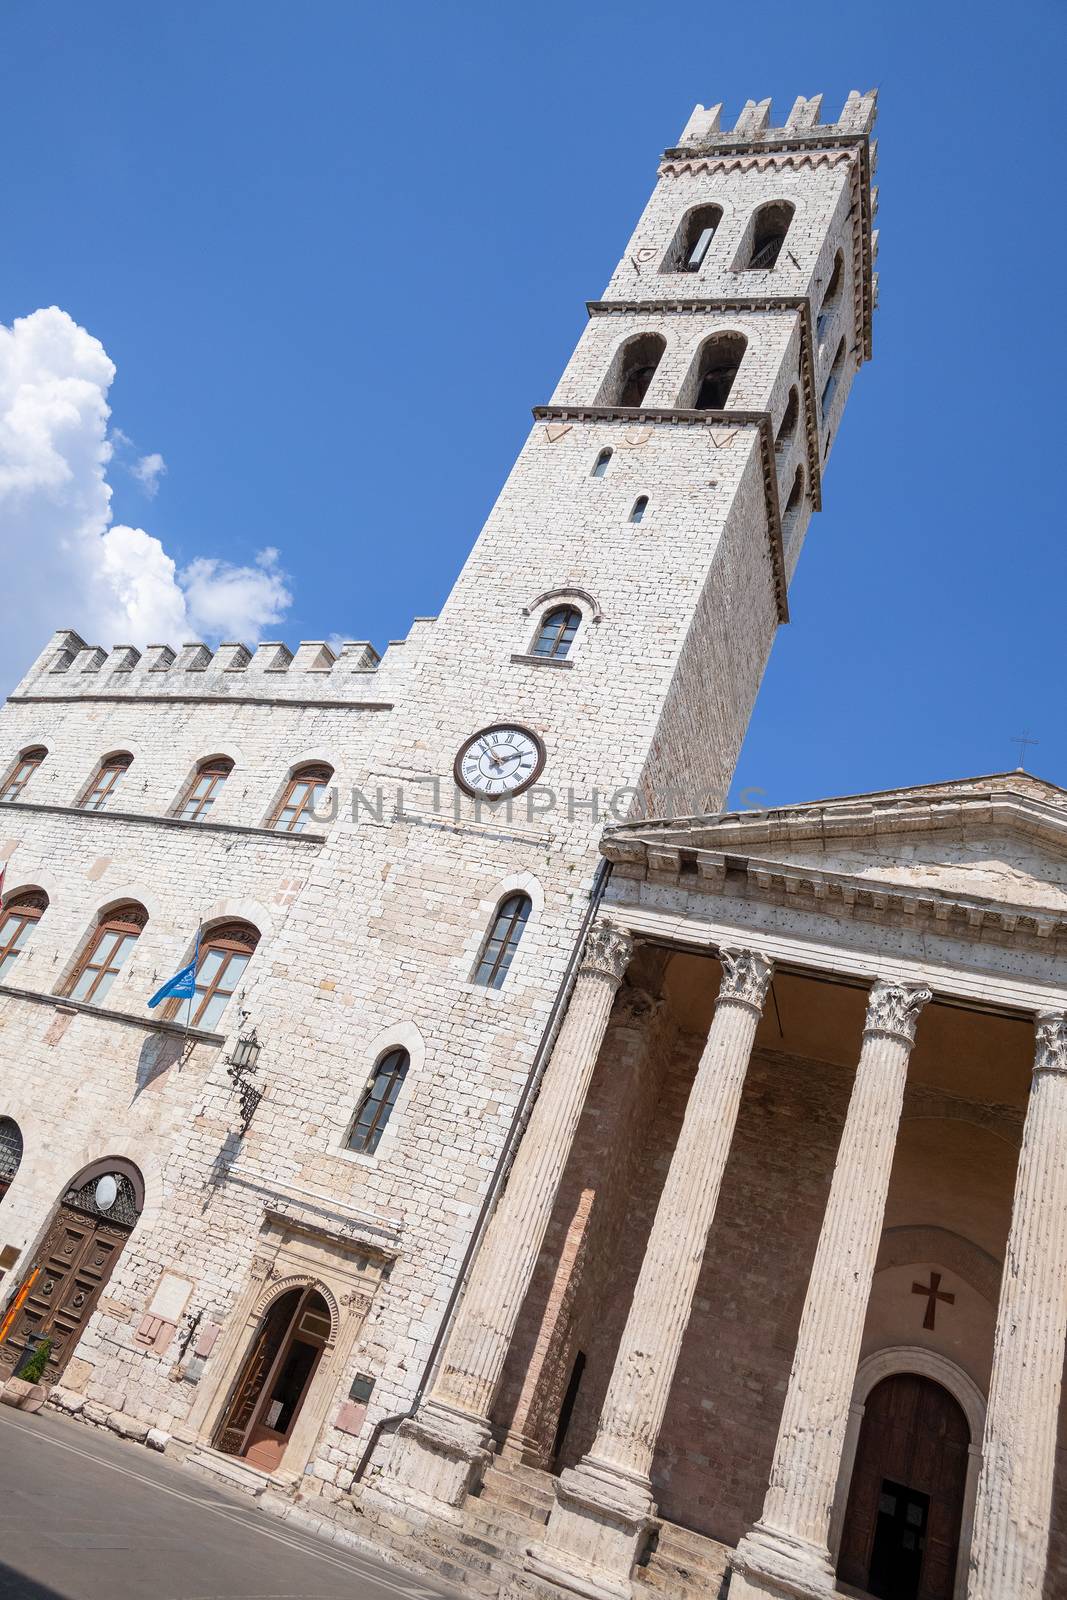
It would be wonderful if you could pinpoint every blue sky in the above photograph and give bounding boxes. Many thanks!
[2,0,1064,809]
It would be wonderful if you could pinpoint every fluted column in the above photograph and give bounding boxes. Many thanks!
[527,947,774,1600]
[383,920,634,1513]
[732,977,931,1600]
[967,1009,1067,1600]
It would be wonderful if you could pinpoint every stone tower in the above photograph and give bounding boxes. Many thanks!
[0,88,877,1504]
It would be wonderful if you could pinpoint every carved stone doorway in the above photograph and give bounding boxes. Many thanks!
[0,1160,143,1381]
[212,1285,331,1473]
[837,1372,969,1600]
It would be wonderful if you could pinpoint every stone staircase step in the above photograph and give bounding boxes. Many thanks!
[464,1495,547,1547]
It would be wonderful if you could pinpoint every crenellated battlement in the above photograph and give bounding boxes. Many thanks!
[675,89,878,150]
[10,620,439,704]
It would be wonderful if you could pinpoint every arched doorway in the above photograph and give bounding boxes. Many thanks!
[0,1117,23,1204]
[838,1372,970,1600]
[212,1285,331,1473]
[0,1158,143,1380]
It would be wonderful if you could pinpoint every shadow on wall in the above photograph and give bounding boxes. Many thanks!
[131,1032,187,1102]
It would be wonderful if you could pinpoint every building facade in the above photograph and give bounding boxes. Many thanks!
[1,84,1060,1600]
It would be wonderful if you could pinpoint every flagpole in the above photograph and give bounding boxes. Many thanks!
[182,923,201,1054]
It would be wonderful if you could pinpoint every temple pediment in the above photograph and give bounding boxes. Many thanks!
[606,773,1067,916]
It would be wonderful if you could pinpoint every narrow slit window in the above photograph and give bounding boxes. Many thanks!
[473,893,532,989]
[1,747,46,804]
[533,606,581,660]
[591,449,612,478]
[629,496,649,524]
[347,1048,410,1155]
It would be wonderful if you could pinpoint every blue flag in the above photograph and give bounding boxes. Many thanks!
[148,929,201,1010]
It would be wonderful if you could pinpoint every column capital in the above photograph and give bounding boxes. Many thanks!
[1034,1009,1067,1076]
[579,921,634,985]
[717,947,774,1014]
[863,978,932,1047]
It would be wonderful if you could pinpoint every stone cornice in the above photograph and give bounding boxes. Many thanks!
[532,404,788,622]
[658,130,875,362]
[0,981,225,1045]
[585,296,822,512]
[0,797,326,845]
[6,691,393,712]
[600,837,1067,956]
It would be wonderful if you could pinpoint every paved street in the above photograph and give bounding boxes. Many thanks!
[0,1407,457,1600]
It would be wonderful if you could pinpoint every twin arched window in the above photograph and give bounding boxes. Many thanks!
[533,606,581,661]
[817,251,844,342]
[178,756,233,822]
[473,892,532,988]
[81,753,133,811]
[776,386,800,450]
[745,201,795,270]
[0,891,47,980]
[1,747,46,803]
[822,338,846,419]
[347,1047,410,1154]
[64,901,147,1004]
[664,205,723,273]
[600,333,667,409]
[270,764,333,833]
[692,332,747,411]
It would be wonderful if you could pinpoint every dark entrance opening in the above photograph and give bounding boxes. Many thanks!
[838,1372,969,1600]
[212,1285,330,1473]
[552,1349,586,1466]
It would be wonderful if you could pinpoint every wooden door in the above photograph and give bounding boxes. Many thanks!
[838,1373,970,1600]
[0,1205,132,1380]
[213,1287,330,1471]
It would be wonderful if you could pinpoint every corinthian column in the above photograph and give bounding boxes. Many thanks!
[967,1009,1067,1600]
[732,977,931,1600]
[527,947,774,1600]
[383,920,634,1514]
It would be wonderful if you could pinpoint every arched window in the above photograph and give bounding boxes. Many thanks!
[1,747,46,803]
[691,332,748,410]
[346,1047,409,1155]
[0,890,48,980]
[533,606,581,660]
[167,920,260,1030]
[664,205,723,273]
[0,1117,22,1204]
[81,753,133,812]
[775,387,800,450]
[473,892,532,988]
[822,338,846,419]
[629,496,649,524]
[600,333,667,409]
[591,448,612,478]
[817,250,844,342]
[177,756,234,823]
[784,466,804,518]
[744,202,795,270]
[65,901,147,1005]
[269,763,334,833]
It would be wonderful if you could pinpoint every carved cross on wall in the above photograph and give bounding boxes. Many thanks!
[912,1271,955,1330]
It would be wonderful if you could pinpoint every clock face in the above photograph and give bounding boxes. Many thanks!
[454,724,546,799]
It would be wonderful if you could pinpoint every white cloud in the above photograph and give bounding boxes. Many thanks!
[131,450,166,496]
[0,306,293,686]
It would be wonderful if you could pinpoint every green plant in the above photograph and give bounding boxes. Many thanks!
[18,1337,52,1385]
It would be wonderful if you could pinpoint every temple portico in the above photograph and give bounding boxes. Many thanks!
[379,776,1067,1600]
